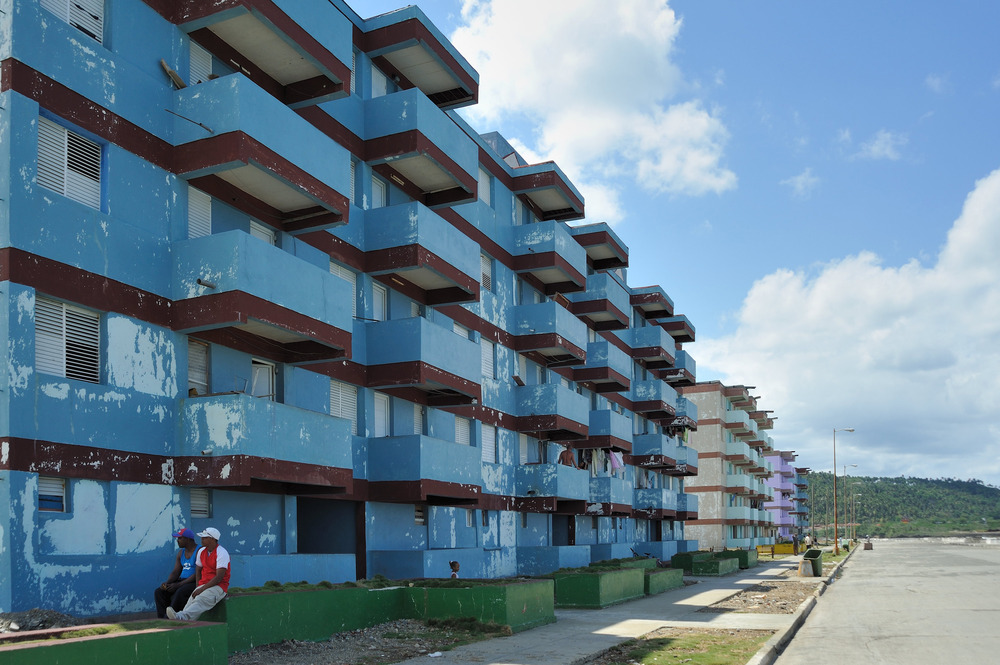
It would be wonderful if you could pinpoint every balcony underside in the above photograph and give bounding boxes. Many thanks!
[571,230,628,271]
[659,366,696,387]
[572,366,629,393]
[174,454,353,494]
[569,299,628,330]
[625,454,678,469]
[630,292,673,320]
[516,415,587,441]
[633,507,677,520]
[632,401,676,422]
[367,132,477,208]
[367,479,480,506]
[513,334,586,367]
[513,171,584,222]
[175,292,351,364]
[585,502,632,517]
[511,254,587,295]
[367,361,480,406]
[573,435,631,453]
[369,248,478,305]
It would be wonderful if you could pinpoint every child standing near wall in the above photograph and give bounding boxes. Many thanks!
[449,561,460,578]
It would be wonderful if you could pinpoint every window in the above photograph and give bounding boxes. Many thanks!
[519,434,529,465]
[374,392,391,438]
[350,50,357,95]
[371,176,387,208]
[477,166,492,206]
[35,296,100,383]
[348,160,356,205]
[38,476,66,512]
[591,516,599,530]
[189,40,212,85]
[372,67,388,98]
[482,510,490,527]
[414,505,426,525]
[188,339,209,396]
[481,339,495,379]
[466,509,474,528]
[413,403,424,435]
[480,253,493,292]
[40,0,103,43]
[372,283,387,321]
[191,488,211,518]
[249,220,276,245]
[188,186,212,239]
[330,262,358,318]
[453,322,470,339]
[410,301,423,318]
[37,117,101,209]
[330,379,358,435]
[250,359,275,400]
[481,424,496,464]
[514,198,524,225]
[455,417,470,446]
[520,512,528,528]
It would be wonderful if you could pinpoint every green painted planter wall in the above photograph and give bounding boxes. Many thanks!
[619,558,658,570]
[715,549,758,569]
[408,580,555,633]
[692,557,740,576]
[644,568,684,595]
[670,551,711,573]
[0,623,227,665]
[553,568,645,608]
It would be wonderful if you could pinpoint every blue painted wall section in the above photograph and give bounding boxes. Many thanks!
[1,0,704,616]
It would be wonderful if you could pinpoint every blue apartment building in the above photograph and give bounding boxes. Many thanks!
[0,0,701,617]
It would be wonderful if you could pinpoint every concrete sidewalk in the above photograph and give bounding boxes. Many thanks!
[396,554,829,665]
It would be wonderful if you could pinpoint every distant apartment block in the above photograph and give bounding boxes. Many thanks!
[763,450,810,541]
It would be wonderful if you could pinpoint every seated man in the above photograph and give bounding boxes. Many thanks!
[154,527,198,618]
[166,527,230,621]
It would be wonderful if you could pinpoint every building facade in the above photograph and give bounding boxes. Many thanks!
[677,382,776,550]
[763,450,810,542]
[0,0,702,617]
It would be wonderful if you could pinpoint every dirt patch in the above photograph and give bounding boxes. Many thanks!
[699,582,815,614]
[0,609,83,634]
[227,618,501,665]
[585,627,774,665]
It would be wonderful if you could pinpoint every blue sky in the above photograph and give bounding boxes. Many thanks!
[356,1,1000,486]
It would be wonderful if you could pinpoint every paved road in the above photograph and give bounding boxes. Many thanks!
[775,538,1000,665]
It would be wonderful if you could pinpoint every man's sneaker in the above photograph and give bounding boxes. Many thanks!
[166,607,177,620]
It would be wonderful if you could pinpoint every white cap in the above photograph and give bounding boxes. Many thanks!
[197,527,221,540]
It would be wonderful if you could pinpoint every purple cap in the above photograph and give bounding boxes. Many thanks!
[172,528,196,539]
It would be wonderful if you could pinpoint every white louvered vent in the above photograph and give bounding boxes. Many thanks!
[481,339,495,379]
[188,186,212,239]
[330,379,358,435]
[35,296,100,383]
[330,262,358,317]
[480,253,492,292]
[41,0,104,43]
[455,417,470,446]
[189,40,212,85]
[38,117,101,209]
[190,488,211,518]
[481,424,496,464]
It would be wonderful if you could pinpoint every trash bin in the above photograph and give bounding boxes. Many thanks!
[802,548,823,577]
[863,541,873,550]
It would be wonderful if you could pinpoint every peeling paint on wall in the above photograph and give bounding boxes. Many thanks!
[106,317,177,397]
[114,483,177,554]
[38,479,107,555]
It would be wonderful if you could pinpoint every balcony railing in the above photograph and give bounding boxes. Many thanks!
[589,476,632,508]
[511,162,585,222]
[173,231,352,363]
[615,324,675,370]
[630,380,677,422]
[583,409,633,452]
[659,314,695,343]
[511,221,587,294]
[515,383,589,440]
[512,301,588,367]
[568,222,628,271]
[629,285,674,321]
[660,349,696,386]
[367,434,481,504]
[566,272,630,330]
[515,463,590,501]
[633,488,678,518]
[573,340,630,393]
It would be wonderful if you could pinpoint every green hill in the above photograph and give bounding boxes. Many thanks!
[804,474,1000,538]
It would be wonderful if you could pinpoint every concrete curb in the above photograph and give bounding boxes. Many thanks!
[747,546,860,665]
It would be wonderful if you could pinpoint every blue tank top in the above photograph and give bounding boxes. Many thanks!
[180,548,197,577]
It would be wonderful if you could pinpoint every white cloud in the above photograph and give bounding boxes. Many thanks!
[696,167,1000,486]
[452,0,736,222]
[856,129,908,160]
[780,167,819,199]
[924,73,948,94]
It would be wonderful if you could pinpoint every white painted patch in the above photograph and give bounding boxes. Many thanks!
[8,360,32,392]
[220,463,231,479]
[161,459,175,484]
[105,317,178,397]
[227,517,241,527]
[40,480,108,555]
[1,441,8,465]
[40,383,70,400]
[115,484,176,553]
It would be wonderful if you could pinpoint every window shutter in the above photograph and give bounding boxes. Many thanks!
[349,160,356,204]
[250,359,275,400]
[519,434,529,465]
[41,0,104,43]
[350,51,357,95]
[481,424,496,464]
[453,322,469,338]
[414,505,426,525]
[36,297,100,383]
[38,476,66,512]
[373,283,387,321]
[372,68,387,98]
[249,220,275,245]
[455,417,470,446]
[330,262,357,317]
[190,488,211,518]
[188,340,209,395]
[189,40,212,84]
[330,379,358,435]
[414,403,423,435]
[374,392,390,437]
[187,186,212,239]
[478,167,491,206]
[37,117,101,209]
[480,253,492,292]
[371,176,386,208]
[481,339,495,379]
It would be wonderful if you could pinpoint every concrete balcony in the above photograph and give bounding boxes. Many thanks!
[659,314,695,343]
[362,5,479,110]
[179,392,352,491]
[367,434,481,505]
[677,492,698,519]
[581,409,633,452]
[159,0,351,107]
[566,272,630,330]
[660,349,696,386]
[512,301,587,367]
[511,162,585,222]
[670,395,698,430]
[633,488,678,519]
[514,383,589,441]
[588,476,632,513]
[363,201,479,305]
[723,409,756,439]
[725,440,753,465]
[515,463,590,505]
[364,317,480,406]
[630,433,681,467]
[568,222,628,271]
[173,231,352,363]
[511,221,587,295]
[173,75,350,234]
[365,88,478,208]
[630,380,678,422]
[726,506,756,523]
[671,444,699,476]
[615,325,675,370]
[726,473,754,494]
[573,340,630,393]
[629,285,674,321]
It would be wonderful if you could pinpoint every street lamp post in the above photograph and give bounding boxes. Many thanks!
[843,464,857,544]
[832,428,855,555]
